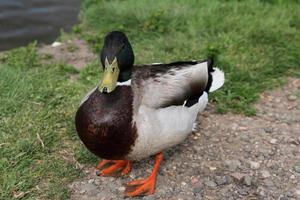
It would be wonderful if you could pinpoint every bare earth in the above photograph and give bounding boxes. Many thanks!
[68,78,299,200]
[41,39,300,200]
[39,37,96,70]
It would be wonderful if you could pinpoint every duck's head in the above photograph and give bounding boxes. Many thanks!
[99,31,134,93]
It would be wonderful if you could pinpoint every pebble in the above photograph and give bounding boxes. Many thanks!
[243,145,252,153]
[204,180,217,188]
[264,180,274,188]
[290,175,295,179]
[215,176,227,186]
[270,139,277,144]
[293,165,300,173]
[249,161,260,169]
[259,189,266,197]
[288,95,297,101]
[225,160,241,171]
[79,189,86,194]
[88,179,95,184]
[194,193,203,200]
[51,41,62,47]
[264,127,273,133]
[237,186,250,195]
[243,175,252,186]
[239,126,248,131]
[261,170,271,178]
[118,186,125,192]
[240,134,250,142]
[191,176,199,184]
[193,182,204,194]
[230,172,245,181]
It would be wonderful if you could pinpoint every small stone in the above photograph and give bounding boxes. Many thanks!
[209,166,217,171]
[232,123,238,130]
[295,189,300,196]
[215,176,227,186]
[259,190,266,197]
[193,183,204,194]
[181,181,187,186]
[225,160,241,171]
[290,175,295,179]
[94,179,101,185]
[118,186,125,191]
[51,41,62,47]
[243,175,252,186]
[239,126,248,131]
[243,145,252,153]
[288,95,297,101]
[264,127,273,133]
[204,180,217,188]
[237,187,249,195]
[249,161,260,169]
[240,134,250,142]
[79,189,86,194]
[230,172,245,181]
[191,176,199,184]
[293,165,300,173]
[88,179,95,184]
[261,170,271,178]
[270,139,277,144]
[194,193,203,200]
[264,180,274,188]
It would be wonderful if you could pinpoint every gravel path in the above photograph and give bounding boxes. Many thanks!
[69,78,300,200]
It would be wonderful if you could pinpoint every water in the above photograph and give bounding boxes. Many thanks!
[0,0,81,51]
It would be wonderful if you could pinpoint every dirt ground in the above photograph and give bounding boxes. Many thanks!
[68,78,299,200]
[40,39,300,200]
[39,37,96,70]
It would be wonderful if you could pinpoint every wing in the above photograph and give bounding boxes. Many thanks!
[131,59,214,109]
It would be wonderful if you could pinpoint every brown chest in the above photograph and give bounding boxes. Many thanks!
[75,86,137,160]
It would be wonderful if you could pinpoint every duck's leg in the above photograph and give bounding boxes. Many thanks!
[95,160,132,177]
[125,152,163,197]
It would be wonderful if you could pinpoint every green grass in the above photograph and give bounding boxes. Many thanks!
[76,0,300,115]
[0,0,299,199]
[0,43,98,199]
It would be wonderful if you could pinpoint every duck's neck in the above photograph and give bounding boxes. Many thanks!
[118,68,132,82]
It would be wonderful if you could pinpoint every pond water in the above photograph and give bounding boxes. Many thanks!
[0,0,81,51]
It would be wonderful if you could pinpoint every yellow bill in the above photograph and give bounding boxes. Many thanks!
[99,57,120,93]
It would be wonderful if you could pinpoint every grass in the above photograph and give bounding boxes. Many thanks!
[0,44,98,199]
[0,0,299,199]
[76,0,300,115]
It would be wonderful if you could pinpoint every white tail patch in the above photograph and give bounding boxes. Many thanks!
[210,68,225,92]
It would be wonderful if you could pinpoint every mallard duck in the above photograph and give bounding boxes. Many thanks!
[75,31,225,197]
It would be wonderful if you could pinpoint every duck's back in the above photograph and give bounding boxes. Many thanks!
[75,86,137,160]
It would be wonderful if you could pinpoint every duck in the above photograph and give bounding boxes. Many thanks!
[75,31,225,197]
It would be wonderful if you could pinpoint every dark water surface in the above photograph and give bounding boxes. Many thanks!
[0,0,81,51]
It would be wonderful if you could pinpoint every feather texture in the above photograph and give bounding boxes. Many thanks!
[131,60,211,111]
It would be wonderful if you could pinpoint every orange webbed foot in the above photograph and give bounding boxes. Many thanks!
[125,177,156,197]
[124,152,163,197]
[95,160,132,177]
